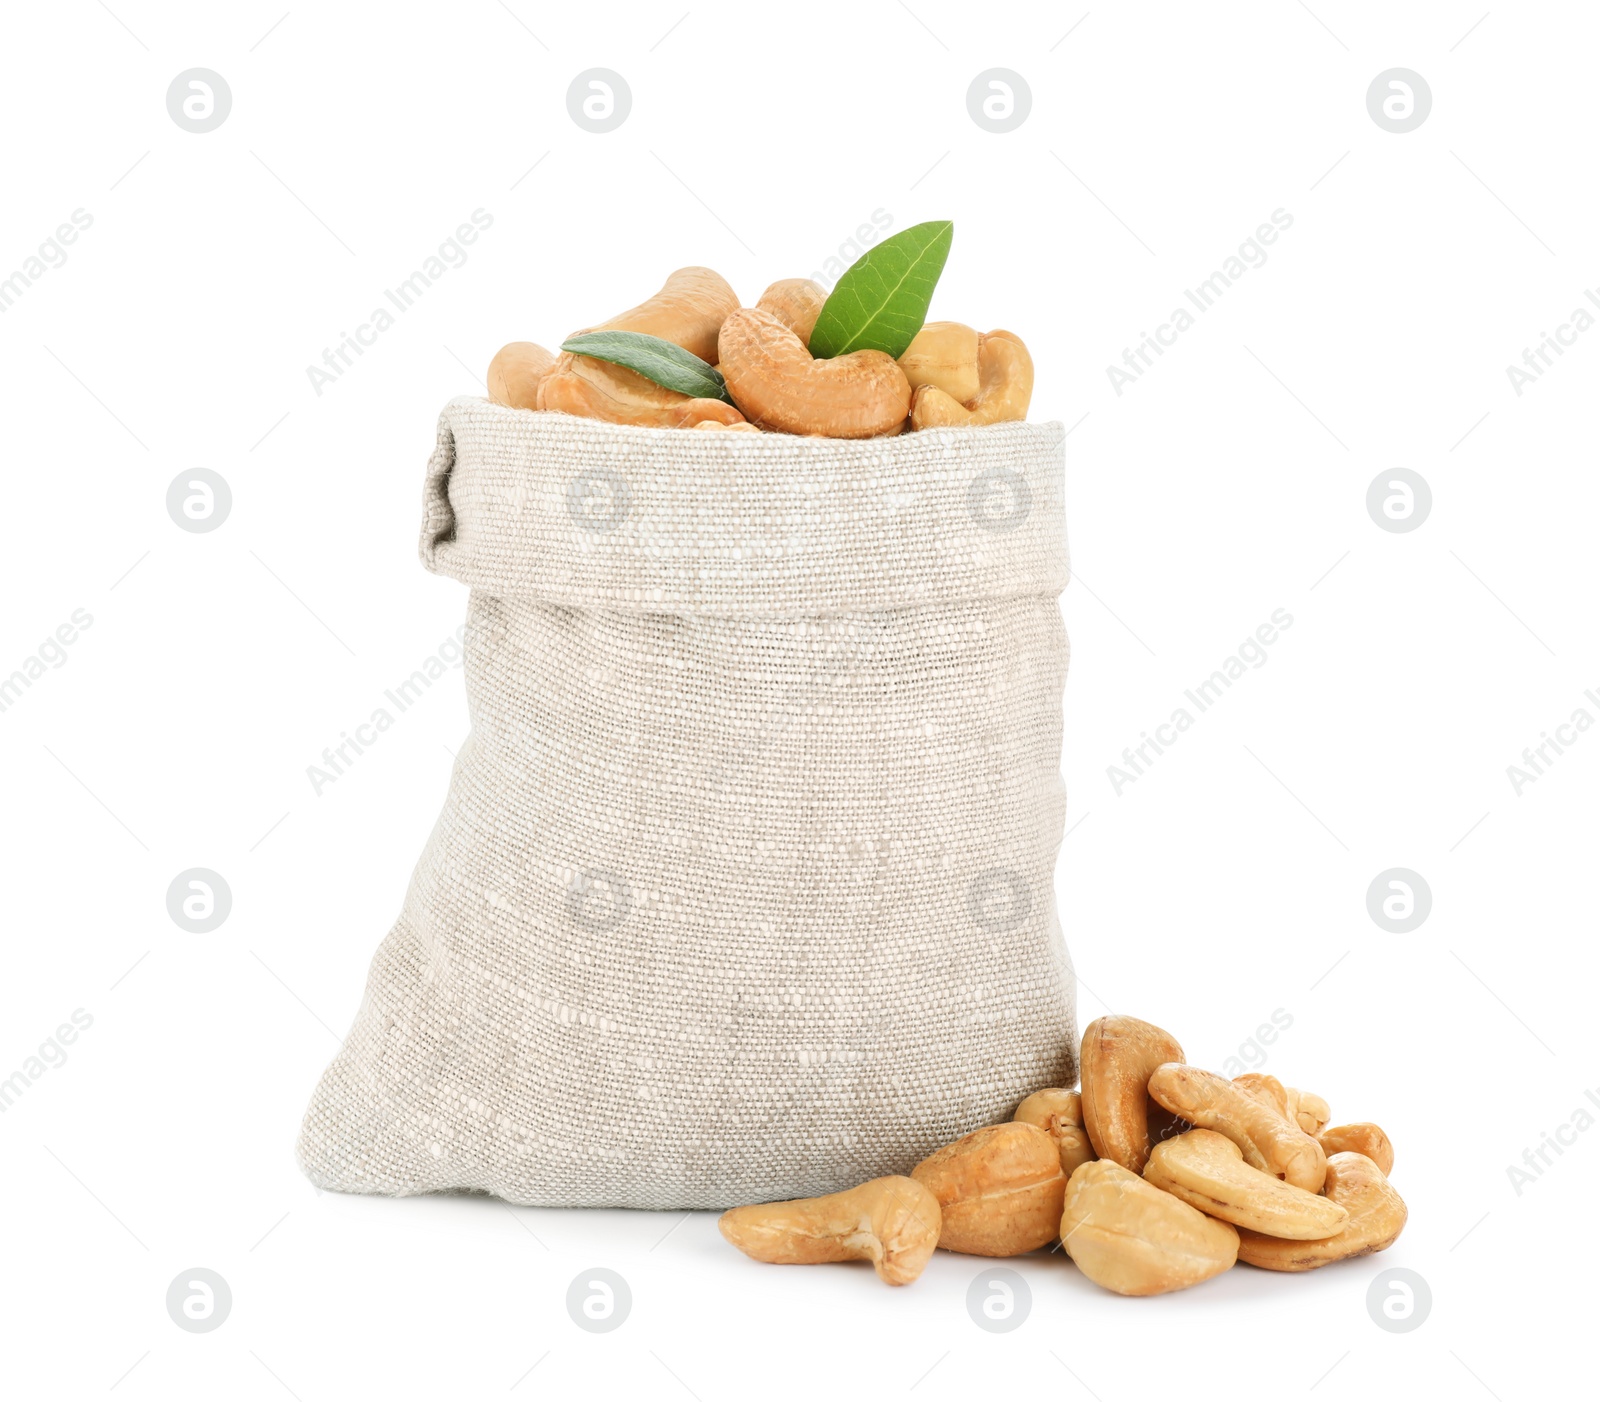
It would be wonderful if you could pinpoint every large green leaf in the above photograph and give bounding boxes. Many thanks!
[560,330,731,402]
[808,220,954,360]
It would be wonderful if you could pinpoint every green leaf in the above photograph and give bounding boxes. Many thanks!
[808,220,954,360]
[560,330,731,402]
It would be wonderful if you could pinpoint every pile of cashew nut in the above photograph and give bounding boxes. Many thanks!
[719,1015,1404,1294]
[485,267,1033,438]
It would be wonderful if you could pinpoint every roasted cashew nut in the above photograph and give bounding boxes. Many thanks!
[538,266,745,427]
[1236,1073,1332,1137]
[539,352,745,427]
[718,1176,941,1286]
[911,1122,1067,1257]
[1060,1159,1240,1296]
[1144,1129,1349,1240]
[1287,1087,1332,1137]
[899,321,982,405]
[1319,1123,1394,1176]
[1233,1072,1291,1120]
[755,278,828,345]
[579,264,738,362]
[718,307,911,438]
[1236,1152,1407,1272]
[909,328,1033,429]
[487,341,556,411]
[1014,1088,1095,1178]
[1149,1064,1327,1193]
[1080,1015,1186,1175]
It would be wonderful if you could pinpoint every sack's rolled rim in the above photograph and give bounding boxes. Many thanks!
[452,395,1068,455]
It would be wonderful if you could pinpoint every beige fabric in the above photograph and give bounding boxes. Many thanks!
[298,398,1076,1209]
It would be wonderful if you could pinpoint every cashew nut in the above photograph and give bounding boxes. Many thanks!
[538,266,744,428]
[755,278,827,345]
[1144,1129,1349,1240]
[718,1176,941,1286]
[1287,1087,1332,1137]
[1060,1160,1240,1296]
[1149,1064,1327,1193]
[1080,1015,1186,1175]
[1319,1123,1394,1176]
[1236,1073,1332,1137]
[538,353,746,427]
[692,419,761,431]
[1236,1152,1407,1272]
[911,1122,1067,1256]
[1233,1072,1291,1120]
[1014,1088,1095,1178]
[898,321,981,405]
[581,264,739,362]
[486,341,556,411]
[718,307,911,438]
[909,329,1033,429]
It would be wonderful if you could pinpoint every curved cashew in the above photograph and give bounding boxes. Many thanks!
[585,265,739,362]
[1080,1015,1186,1175]
[1287,1087,1332,1137]
[538,353,745,428]
[899,321,981,405]
[911,1122,1067,1257]
[692,419,760,431]
[1233,1072,1291,1120]
[1144,1129,1349,1240]
[756,278,827,344]
[1228,1075,1331,1139]
[1060,1160,1240,1296]
[1237,1073,1332,1137]
[538,266,744,427]
[909,329,1033,429]
[718,308,911,438]
[1149,1064,1327,1193]
[1319,1123,1394,1176]
[1236,1152,1407,1272]
[1014,1088,1095,1178]
[487,341,556,411]
[1015,1087,1081,1125]
[718,1176,941,1286]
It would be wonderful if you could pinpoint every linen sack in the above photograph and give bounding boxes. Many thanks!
[298,397,1076,1209]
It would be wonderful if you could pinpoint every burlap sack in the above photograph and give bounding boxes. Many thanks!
[297,397,1075,1209]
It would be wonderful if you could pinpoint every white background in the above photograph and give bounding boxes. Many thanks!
[2,1,1594,1397]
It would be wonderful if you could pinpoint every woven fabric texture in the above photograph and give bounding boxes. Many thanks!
[298,398,1076,1209]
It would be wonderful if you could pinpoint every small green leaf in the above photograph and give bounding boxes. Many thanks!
[808,220,954,361]
[560,330,731,402]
